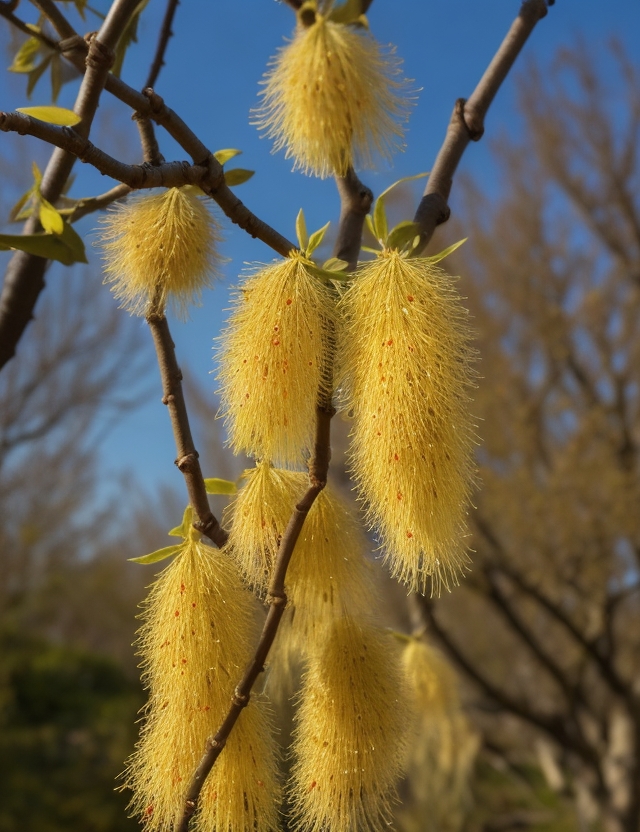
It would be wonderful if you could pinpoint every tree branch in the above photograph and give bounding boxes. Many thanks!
[413,0,551,251]
[333,166,373,270]
[146,312,227,549]
[0,0,142,370]
[175,404,333,831]
[145,0,180,89]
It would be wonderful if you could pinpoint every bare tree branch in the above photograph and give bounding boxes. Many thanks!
[414,0,551,251]
[146,312,227,549]
[145,0,180,89]
[0,0,144,369]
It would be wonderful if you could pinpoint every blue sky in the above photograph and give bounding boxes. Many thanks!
[1,1,640,509]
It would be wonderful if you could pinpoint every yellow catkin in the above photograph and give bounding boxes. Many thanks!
[123,541,280,832]
[401,639,479,832]
[289,616,410,832]
[224,462,307,592]
[100,187,222,318]
[254,13,411,178]
[284,485,378,654]
[217,252,335,466]
[338,250,476,594]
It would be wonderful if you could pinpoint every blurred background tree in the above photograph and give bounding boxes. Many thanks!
[416,41,640,832]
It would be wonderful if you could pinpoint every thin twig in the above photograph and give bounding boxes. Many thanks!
[0,5,58,46]
[66,183,132,222]
[146,312,227,549]
[175,404,333,831]
[145,0,179,89]
[413,0,551,251]
[0,0,143,369]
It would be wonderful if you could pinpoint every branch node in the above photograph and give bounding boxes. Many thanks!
[232,688,250,708]
[456,98,484,141]
[176,452,198,471]
[267,589,287,607]
[85,34,114,72]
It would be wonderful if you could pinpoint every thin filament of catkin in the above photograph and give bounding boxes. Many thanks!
[100,187,222,318]
[289,616,410,832]
[255,14,411,177]
[338,250,476,594]
[217,252,335,466]
[124,541,280,832]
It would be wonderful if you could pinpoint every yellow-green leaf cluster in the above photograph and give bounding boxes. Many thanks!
[217,252,336,466]
[123,540,280,832]
[255,10,411,178]
[339,249,477,594]
[100,187,222,319]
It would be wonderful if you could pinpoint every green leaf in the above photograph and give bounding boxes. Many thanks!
[377,172,429,204]
[386,220,421,252]
[364,213,377,242]
[9,188,34,222]
[26,54,52,99]
[307,221,330,255]
[112,0,148,77]
[0,232,76,265]
[214,148,242,166]
[204,478,237,496]
[308,264,351,283]
[57,221,88,263]
[129,544,183,565]
[328,0,363,24]
[295,208,308,252]
[224,168,254,187]
[50,53,62,103]
[8,36,41,73]
[168,505,194,538]
[322,257,348,272]
[31,162,43,189]
[372,190,388,243]
[16,106,81,126]
[424,237,467,264]
[39,199,64,235]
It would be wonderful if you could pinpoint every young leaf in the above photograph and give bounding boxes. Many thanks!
[168,505,194,538]
[224,168,254,187]
[364,213,378,242]
[57,221,88,263]
[0,232,76,265]
[386,220,421,252]
[112,0,149,77]
[425,237,467,264]
[16,106,81,126]
[50,53,63,103]
[372,190,388,243]
[214,148,242,166]
[296,208,308,251]
[307,221,330,255]
[9,188,34,222]
[39,199,64,235]
[26,54,52,100]
[322,257,349,272]
[128,544,184,565]
[203,477,237,495]
[8,37,41,73]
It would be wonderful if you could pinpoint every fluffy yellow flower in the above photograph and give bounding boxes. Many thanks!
[100,187,222,318]
[289,616,410,832]
[255,11,411,178]
[339,250,476,594]
[284,485,377,653]
[217,252,336,466]
[123,541,280,832]
[401,639,479,832]
[224,462,307,592]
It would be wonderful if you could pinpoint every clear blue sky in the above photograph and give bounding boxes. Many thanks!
[2,1,639,508]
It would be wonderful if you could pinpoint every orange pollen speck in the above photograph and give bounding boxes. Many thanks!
[272,339,280,346]
[180,583,185,593]
[397,491,403,500]
[406,531,413,538]
[174,610,180,617]
[191,602,196,608]
[145,805,154,816]
[394,453,399,460]
[286,298,292,305]
[309,781,317,791]
[387,339,393,346]
[257,779,264,787]
[407,295,414,302]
